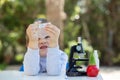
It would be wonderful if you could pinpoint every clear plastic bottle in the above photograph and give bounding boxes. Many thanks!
[93,50,99,69]
[38,23,48,38]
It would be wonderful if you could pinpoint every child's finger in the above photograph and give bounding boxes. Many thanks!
[46,24,60,34]
[45,27,56,35]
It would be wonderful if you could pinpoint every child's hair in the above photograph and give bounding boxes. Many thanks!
[26,18,48,47]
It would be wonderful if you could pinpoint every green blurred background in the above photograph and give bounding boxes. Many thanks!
[0,0,120,70]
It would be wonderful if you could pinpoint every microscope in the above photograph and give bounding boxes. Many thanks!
[66,37,89,76]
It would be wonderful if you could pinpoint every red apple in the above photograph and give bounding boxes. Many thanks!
[87,65,99,77]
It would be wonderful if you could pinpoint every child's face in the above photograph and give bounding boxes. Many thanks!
[38,35,50,57]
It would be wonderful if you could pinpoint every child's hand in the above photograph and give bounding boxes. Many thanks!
[26,23,39,49]
[45,24,60,48]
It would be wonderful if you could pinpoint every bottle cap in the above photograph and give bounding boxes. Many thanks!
[94,50,98,58]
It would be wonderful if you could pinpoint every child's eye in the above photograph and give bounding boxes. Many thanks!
[45,36,50,39]
[38,38,41,40]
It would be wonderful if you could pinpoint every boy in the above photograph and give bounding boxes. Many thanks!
[23,18,68,76]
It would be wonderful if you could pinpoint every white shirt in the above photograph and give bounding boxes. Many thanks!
[23,47,68,76]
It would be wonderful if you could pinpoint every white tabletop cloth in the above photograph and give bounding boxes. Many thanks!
[0,70,103,80]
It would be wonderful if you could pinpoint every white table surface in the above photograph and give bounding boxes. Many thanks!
[0,70,103,80]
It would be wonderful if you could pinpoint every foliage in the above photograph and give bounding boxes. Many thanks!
[0,0,120,66]
[0,63,7,70]
[64,0,120,66]
[0,0,46,64]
